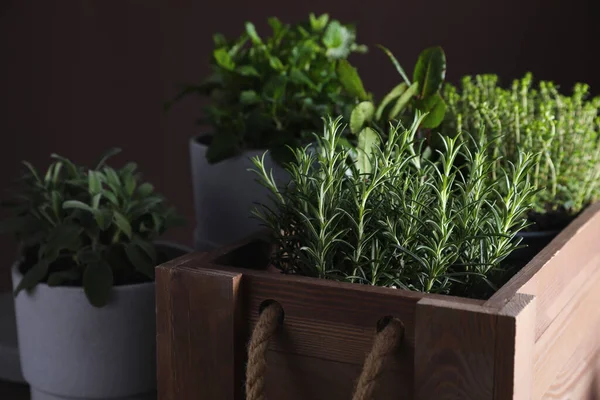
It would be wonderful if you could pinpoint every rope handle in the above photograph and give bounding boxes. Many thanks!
[245,302,405,400]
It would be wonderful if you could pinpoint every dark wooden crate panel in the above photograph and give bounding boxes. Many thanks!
[156,202,600,399]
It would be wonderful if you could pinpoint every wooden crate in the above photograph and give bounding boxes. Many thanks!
[156,202,600,400]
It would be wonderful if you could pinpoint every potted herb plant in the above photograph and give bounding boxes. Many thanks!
[0,149,186,400]
[156,115,600,399]
[442,73,600,260]
[166,13,367,250]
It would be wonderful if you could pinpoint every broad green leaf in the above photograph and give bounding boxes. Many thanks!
[213,48,235,71]
[413,46,446,98]
[245,22,263,45]
[47,268,81,286]
[240,90,260,105]
[83,260,114,307]
[95,148,122,169]
[14,261,49,294]
[309,13,329,31]
[375,83,408,120]
[63,200,94,213]
[389,82,419,120]
[88,170,102,195]
[137,183,154,197]
[102,167,121,191]
[112,211,132,239]
[378,45,411,86]
[51,154,78,176]
[95,209,112,231]
[356,127,380,174]
[125,243,154,279]
[336,60,368,101]
[418,94,447,129]
[51,191,62,217]
[133,238,157,264]
[103,191,119,206]
[269,56,284,71]
[236,65,260,77]
[350,101,375,134]
[123,174,136,196]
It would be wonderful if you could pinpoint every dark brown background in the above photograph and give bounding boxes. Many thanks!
[0,0,598,290]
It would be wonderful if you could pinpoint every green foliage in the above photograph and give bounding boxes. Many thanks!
[250,115,537,297]
[0,149,183,307]
[166,13,367,164]
[442,73,600,224]
[341,46,447,151]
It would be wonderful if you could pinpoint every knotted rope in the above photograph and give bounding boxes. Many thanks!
[245,302,284,400]
[245,302,404,400]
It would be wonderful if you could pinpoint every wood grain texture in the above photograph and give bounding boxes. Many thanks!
[493,293,536,400]
[414,298,498,400]
[156,260,244,400]
[532,252,600,399]
[486,202,600,341]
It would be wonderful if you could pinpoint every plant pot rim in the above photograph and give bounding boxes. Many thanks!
[13,241,190,292]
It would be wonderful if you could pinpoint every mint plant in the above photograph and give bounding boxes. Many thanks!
[0,149,182,307]
[167,13,367,164]
[250,115,537,297]
[442,74,600,230]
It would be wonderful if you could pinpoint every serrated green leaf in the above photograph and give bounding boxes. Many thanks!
[376,83,408,120]
[413,46,446,98]
[418,94,447,129]
[389,82,419,120]
[336,60,367,101]
[356,127,380,174]
[83,260,114,307]
[309,13,329,31]
[350,101,375,134]
[213,48,235,71]
[14,261,49,294]
[125,242,154,279]
[269,56,284,71]
[112,211,132,239]
[323,20,344,48]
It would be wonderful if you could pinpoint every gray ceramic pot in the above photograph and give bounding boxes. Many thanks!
[190,135,288,251]
[11,242,189,400]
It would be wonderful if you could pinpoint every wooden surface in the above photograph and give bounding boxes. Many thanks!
[156,202,600,400]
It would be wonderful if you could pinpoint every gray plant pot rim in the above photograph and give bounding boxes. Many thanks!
[13,240,191,292]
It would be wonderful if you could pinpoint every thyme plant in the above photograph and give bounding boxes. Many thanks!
[442,74,600,229]
[250,115,537,297]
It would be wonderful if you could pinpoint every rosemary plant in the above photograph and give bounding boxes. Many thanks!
[442,74,600,229]
[250,115,537,297]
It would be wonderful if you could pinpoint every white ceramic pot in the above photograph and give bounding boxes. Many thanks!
[11,242,189,400]
[190,135,288,250]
